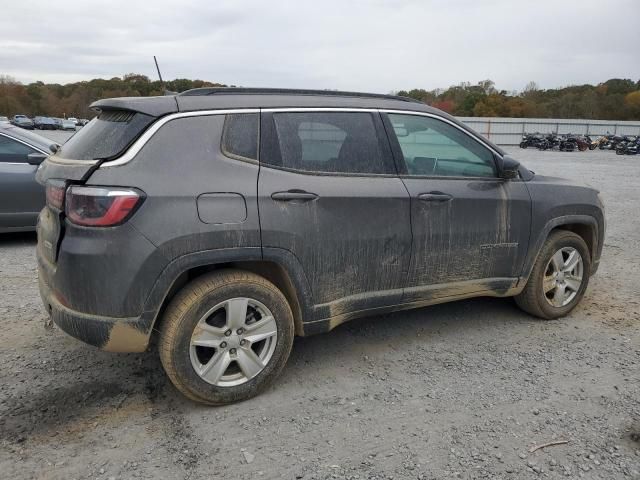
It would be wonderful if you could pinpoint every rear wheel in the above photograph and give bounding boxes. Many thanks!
[515,230,590,319]
[158,270,294,405]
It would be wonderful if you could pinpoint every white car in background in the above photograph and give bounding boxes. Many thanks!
[61,119,76,131]
[0,116,9,123]
[67,117,78,126]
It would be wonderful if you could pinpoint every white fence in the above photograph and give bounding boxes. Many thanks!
[458,117,640,145]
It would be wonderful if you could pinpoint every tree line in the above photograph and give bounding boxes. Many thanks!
[1,74,639,120]
[396,79,640,120]
[0,73,225,119]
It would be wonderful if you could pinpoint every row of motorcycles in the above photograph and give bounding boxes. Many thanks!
[597,134,640,155]
[519,132,640,155]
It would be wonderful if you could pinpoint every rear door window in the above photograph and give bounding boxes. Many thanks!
[56,110,155,160]
[0,134,37,163]
[262,111,393,175]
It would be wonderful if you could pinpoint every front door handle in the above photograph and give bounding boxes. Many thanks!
[418,192,453,202]
[271,190,319,202]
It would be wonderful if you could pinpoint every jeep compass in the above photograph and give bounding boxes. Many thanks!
[36,88,605,404]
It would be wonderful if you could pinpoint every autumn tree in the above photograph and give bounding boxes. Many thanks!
[625,90,640,117]
[1,75,640,120]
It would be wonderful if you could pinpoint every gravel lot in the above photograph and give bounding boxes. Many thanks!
[1,142,638,480]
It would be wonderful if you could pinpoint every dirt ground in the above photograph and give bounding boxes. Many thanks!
[1,146,638,480]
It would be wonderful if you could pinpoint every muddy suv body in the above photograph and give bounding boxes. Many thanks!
[36,88,605,404]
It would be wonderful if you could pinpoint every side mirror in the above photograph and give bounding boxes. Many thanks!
[27,152,48,165]
[498,155,520,180]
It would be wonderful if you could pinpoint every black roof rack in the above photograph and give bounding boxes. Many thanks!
[178,87,422,104]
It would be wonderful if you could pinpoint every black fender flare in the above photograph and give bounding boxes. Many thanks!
[520,214,600,283]
[137,246,316,335]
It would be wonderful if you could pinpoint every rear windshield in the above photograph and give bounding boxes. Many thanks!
[56,110,155,160]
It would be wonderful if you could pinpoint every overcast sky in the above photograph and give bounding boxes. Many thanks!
[2,0,639,93]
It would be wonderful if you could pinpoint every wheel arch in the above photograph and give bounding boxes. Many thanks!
[521,215,600,283]
[143,248,314,347]
[550,223,596,263]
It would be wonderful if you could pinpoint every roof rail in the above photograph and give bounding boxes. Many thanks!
[178,87,422,103]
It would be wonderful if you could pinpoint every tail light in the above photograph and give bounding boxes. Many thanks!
[65,186,144,227]
[45,180,66,210]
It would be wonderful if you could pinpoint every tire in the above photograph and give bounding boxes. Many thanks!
[158,269,295,405]
[515,230,591,320]
[519,142,527,149]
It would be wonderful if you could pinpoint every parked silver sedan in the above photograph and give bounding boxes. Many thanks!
[0,124,59,232]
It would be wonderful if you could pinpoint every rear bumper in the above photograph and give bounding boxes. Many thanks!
[38,262,152,353]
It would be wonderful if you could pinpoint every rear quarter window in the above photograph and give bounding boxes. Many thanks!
[221,114,259,160]
[56,110,155,160]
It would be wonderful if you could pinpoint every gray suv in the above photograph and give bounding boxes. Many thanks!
[36,88,605,405]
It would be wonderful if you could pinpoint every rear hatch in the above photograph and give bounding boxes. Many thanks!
[36,96,178,265]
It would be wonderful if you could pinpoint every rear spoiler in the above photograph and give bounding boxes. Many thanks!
[90,96,179,117]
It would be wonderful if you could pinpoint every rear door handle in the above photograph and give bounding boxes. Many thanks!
[271,190,319,202]
[418,192,453,202]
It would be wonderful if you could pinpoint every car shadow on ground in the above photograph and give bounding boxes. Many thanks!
[0,231,37,247]
[0,295,531,444]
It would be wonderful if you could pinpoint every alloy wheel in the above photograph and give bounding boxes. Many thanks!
[189,297,278,387]
[542,247,584,308]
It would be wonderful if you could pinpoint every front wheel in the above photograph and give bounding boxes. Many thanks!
[519,141,528,149]
[158,270,295,405]
[515,230,590,319]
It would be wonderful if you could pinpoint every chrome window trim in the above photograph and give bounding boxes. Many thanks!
[100,108,260,167]
[262,107,378,113]
[101,108,378,168]
[96,106,499,169]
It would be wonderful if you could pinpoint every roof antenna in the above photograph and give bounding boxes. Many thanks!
[154,56,176,95]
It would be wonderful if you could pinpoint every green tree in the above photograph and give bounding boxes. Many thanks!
[1,76,639,120]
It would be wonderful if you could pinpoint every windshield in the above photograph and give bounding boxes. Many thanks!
[56,109,155,160]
